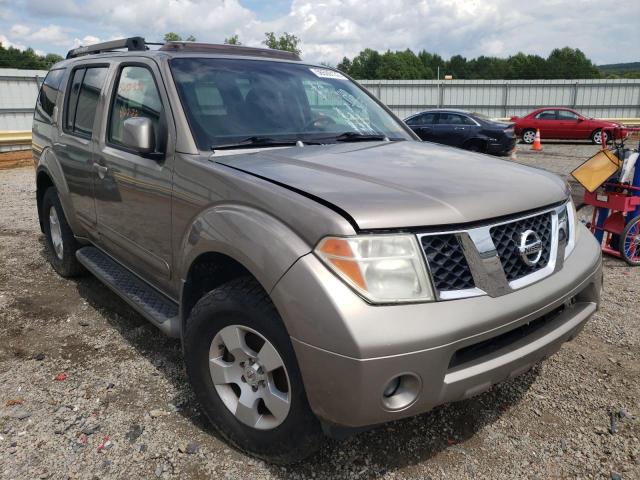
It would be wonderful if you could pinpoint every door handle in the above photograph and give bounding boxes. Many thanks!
[454,127,466,130]
[93,163,108,179]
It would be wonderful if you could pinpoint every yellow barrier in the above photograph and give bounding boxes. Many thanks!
[0,130,31,146]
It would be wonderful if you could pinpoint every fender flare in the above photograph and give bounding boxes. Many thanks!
[178,202,313,321]
[35,147,85,236]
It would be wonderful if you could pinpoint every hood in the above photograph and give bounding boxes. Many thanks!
[215,140,568,230]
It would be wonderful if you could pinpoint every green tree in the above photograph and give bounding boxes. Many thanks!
[417,50,444,79]
[164,32,182,42]
[546,47,599,79]
[336,56,352,74]
[375,49,430,79]
[164,32,196,42]
[348,48,382,79]
[224,34,241,45]
[446,55,468,79]
[0,42,62,69]
[263,32,301,55]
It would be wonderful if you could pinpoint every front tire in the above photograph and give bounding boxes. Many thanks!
[522,129,536,144]
[42,187,84,277]
[183,277,323,464]
[591,129,608,145]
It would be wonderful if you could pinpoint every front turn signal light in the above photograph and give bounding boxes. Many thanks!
[315,235,435,304]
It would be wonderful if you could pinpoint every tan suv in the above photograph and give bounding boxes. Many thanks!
[33,37,602,463]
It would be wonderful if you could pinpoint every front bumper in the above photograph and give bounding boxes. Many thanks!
[271,227,602,428]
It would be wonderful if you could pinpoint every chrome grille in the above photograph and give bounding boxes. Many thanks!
[490,212,553,281]
[420,234,474,291]
[418,204,564,299]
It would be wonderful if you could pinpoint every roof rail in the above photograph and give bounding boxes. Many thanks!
[66,36,147,59]
[159,42,301,61]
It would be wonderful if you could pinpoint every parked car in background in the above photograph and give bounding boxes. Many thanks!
[511,107,627,145]
[404,109,516,156]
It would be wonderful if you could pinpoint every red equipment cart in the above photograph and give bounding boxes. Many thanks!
[582,127,640,265]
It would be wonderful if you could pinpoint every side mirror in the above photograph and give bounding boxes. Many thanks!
[122,117,155,154]
[577,117,584,122]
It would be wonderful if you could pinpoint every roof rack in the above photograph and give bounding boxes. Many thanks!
[159,42,301,61]
[66,36,148,59]
[66,37,302,61]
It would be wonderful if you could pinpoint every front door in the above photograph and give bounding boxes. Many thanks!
[93,60,175,290]
[556,109,582,139]
[406,112,436,141]
[433,112,469,147]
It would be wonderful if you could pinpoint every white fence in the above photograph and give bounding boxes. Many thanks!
[0,68,46,151]
[1,70,640,152]
[359,79,640,120]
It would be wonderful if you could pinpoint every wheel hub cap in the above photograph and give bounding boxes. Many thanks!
[209,325,291,430]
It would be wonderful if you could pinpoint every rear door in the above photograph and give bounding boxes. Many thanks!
[55,63,110,232]
[405,112,436,141]
[534,109,560,138]
[93,58,175,291]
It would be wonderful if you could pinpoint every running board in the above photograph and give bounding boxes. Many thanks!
[76,247,180,338]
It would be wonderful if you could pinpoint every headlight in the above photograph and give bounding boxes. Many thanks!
[315,234,435,303]
[564,197,580,258]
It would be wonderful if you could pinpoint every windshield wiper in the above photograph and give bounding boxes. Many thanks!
[311,131,390,143]
[211,136,300,151]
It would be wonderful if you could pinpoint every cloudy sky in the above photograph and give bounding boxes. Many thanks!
[1,0,638,65]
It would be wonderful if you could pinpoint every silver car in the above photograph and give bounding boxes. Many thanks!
[32,37,602,463]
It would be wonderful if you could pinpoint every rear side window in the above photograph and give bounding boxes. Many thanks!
[35,69,65,123]
[64,66,109,137]
[535,110,557,120]
[438,113,466,125]
[108,66,163,150]
[407,113,435,125]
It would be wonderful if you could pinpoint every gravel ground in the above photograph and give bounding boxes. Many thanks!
[0,143,639,479]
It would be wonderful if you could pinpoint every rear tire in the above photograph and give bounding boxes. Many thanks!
[465,139,485,153]
[522,129,536,144]
[42,187,84,277]
[183,277,323,464]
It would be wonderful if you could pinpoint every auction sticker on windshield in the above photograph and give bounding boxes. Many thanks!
[309,68,347,80]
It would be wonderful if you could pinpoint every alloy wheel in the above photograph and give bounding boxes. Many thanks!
[209,325,291,430]
[48,206,64,260]
[522,130,535,144]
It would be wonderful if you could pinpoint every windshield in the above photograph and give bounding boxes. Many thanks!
[169,58,412,149]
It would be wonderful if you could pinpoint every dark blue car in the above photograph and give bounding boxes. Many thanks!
[404,109,517,156]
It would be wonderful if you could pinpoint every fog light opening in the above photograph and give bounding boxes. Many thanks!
[383,377,401,398]
[381,374,421,411]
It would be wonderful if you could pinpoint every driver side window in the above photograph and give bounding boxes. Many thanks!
[108,65,164,151]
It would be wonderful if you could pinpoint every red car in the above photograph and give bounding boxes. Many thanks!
[511,108,627,145]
